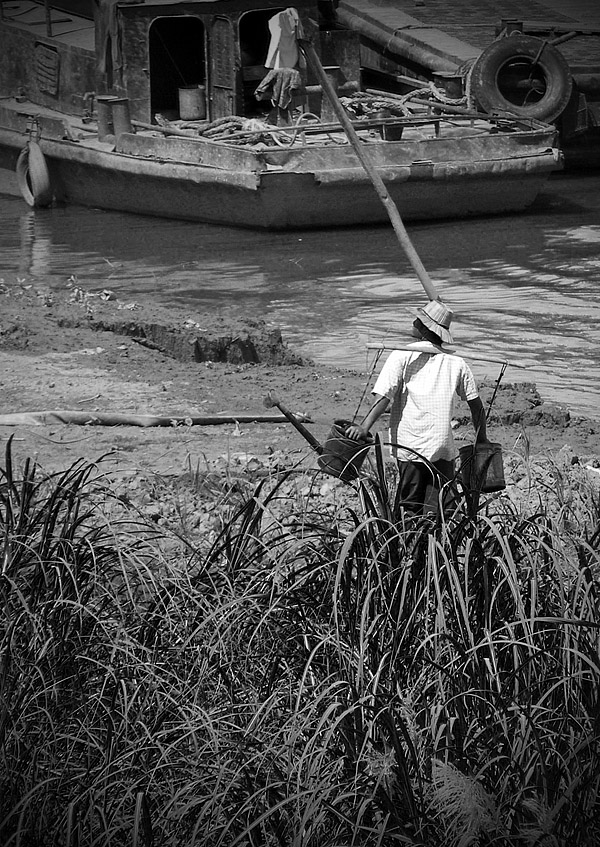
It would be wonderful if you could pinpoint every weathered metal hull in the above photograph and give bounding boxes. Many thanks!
[0,103,561,230]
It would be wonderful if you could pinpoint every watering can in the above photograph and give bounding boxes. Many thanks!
[263,390,373,482]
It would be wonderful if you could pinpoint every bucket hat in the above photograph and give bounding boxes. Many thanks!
[416,299,454,344]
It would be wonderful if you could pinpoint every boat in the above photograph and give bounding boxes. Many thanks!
[0,0,562,230]
[334,0,600,171]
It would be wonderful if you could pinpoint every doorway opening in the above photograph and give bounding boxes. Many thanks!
[149,16,206,121]
[239,8,284,115]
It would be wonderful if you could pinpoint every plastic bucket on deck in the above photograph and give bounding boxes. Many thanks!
[179,85,206,120]
[459,442,506,493]
[317,419,374,482]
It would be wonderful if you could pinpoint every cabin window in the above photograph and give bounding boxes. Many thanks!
[239,8,284,115]
[149,16,206,121]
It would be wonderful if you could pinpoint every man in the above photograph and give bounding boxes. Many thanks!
[345,300,488,517]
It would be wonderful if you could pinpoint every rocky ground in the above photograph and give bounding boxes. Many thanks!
[1,278,599,489]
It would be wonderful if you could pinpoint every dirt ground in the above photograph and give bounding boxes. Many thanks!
[1,279,600,483]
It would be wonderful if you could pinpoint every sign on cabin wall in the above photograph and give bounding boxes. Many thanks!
[35,42,60,95]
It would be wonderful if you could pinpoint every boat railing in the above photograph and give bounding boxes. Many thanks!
[129,105,538,152]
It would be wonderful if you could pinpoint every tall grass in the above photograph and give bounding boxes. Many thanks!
[1,437,599,845]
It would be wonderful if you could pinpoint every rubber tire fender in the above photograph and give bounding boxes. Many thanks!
[16,141,53,207]
[469,34,572,123]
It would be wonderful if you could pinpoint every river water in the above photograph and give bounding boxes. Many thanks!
[1,171,599,419]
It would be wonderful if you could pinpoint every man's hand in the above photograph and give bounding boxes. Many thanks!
[344,396,389,442]
[345,424,370,442]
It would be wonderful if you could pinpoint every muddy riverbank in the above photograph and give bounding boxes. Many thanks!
[1,280,599,485]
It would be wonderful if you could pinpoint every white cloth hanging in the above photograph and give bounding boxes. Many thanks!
[265,8,304,69]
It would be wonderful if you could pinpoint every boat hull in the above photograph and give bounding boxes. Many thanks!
[0,105,561,230]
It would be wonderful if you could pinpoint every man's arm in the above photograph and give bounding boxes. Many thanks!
[467,396,489,442]
[345,395,390,441]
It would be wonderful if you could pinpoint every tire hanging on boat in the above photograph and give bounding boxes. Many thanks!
[16,141,53,207]
[468,34,572,123]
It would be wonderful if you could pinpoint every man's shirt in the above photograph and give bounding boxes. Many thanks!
[372,342,479,462]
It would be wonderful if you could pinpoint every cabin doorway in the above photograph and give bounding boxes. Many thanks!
[239,9,284,116]
[149,16,206,121]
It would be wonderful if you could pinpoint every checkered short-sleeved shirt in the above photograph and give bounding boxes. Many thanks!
[372,345,479,462]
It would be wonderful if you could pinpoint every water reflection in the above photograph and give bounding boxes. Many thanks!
[18,213,53,276]
[0,172,599,419]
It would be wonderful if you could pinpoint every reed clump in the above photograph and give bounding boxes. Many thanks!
[1,436,599,846]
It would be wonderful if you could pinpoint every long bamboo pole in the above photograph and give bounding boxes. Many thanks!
[365,343,530,369]
[298,38,439,302]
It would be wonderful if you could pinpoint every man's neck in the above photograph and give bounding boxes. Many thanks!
[406,340,449,354]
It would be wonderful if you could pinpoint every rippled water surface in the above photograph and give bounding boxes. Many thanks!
[1,170,599,419]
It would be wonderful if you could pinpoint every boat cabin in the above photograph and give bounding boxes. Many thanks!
[0,0,360,125]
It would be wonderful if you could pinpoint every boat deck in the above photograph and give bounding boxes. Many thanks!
[0,0,94,49]
[2,93,541,156]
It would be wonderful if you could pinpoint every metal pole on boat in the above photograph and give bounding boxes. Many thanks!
[298,38,439,302]
[44,0,52,37]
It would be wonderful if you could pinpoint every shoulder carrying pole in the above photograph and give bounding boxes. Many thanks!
[298,37,440,302]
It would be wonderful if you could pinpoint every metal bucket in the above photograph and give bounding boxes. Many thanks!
[111,97,132,136]
[458,442,506,493]
[179,85,206,120]
[383,123,404,141]
[96,95,119,140]
[317,419,373,482]
[432,71,464,99]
